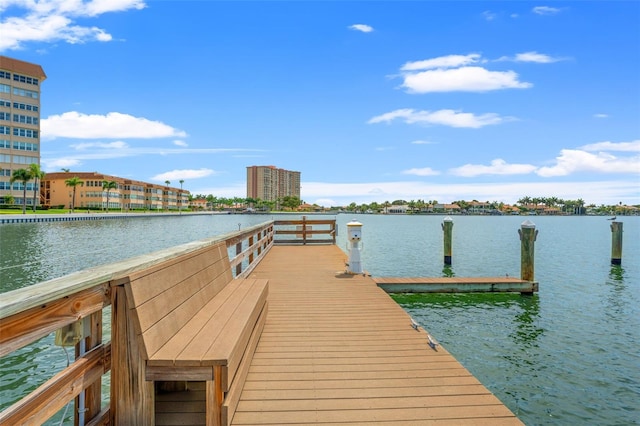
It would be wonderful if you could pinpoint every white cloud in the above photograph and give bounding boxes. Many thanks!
[70,141,129,150]
[497,51,565,63]
[449,159,538,177]
[398,53,532,93]
[411,140,436,145]
[348,24,374,33]
[533,6,561,15]
[0,0,146,51]
[41,157,82,170]
[402,66,531,93]
[151,168,216,182]
[42,111,187,139]
[593,113,609,119]
[368,108,512,129]
[40,146,264,173]
[298,180,639,207]
[537,149,640,177]
[515,51,562,63]
[401,54,482,71]
[173,140,188,147]
[482,11,497,21]
[580,140,640,152]
[402,167,440,176]
[84,0,146,16]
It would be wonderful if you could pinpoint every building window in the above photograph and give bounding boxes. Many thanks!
[12,88,38,99]
[12,102,38,112]
[12,114,38,125]
[0,126,9,135]
[11,155,38,165]
[0,84,10,94]
[0,99,10,107]
[12,141,38,151]
[12,127,38,138]
[0,71,10,80]
[13,74,39,86]
[0,112,10,121]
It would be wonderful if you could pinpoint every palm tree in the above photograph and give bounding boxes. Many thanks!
[65,176,83,213]
[179,179,184,214]
[29,163,45,212]
[10,168,32,214]
[102,180,118,212]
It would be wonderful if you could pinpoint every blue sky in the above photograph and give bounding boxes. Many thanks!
[2,0,639,207]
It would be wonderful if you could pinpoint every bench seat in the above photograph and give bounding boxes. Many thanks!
[146,278,268,388]
[113,241,268,426]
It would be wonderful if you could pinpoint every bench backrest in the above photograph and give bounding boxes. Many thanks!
[122,241,233,360]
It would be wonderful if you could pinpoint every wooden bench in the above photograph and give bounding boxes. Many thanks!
[110,241,268,426]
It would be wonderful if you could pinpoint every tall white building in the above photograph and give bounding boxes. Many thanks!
[0,56,46,207]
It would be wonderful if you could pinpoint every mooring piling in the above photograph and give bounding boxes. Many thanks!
[518,220,538,283]
[610,221,623,265]
[441,216,453,265]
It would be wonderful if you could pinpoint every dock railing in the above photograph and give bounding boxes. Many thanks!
[273,216,336,245]
[0,218,336,425]
[0,219,308,425]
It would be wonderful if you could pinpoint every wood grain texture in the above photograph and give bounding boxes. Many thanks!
[229,245,524,425]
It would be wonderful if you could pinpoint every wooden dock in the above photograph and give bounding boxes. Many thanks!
[230,245,523,425]
[373,276,538,294]
[1,219,526,425]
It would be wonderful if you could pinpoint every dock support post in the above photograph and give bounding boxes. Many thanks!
[610,221,623,265]
[518,220,538,282]
[441,216,453,265]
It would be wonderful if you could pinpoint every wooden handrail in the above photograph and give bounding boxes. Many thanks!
[274,217,336,245]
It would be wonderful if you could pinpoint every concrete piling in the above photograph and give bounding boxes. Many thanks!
[441,217,453,265]
[610,221,623,265]
[518,220,538,282]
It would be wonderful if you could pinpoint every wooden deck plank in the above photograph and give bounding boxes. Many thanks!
[232,405,517,424]
[225,245,523,426]
[236,394,505,411]
[239,384,492,400]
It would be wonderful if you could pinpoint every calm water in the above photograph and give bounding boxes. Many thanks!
[1,213,639,425]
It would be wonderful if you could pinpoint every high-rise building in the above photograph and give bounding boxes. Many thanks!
[246,165,301,202]
[0,56,46,207]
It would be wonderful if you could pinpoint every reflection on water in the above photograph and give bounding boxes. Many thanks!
[441,264,455,277]
[393,292,543,349]
[605,264,634,326]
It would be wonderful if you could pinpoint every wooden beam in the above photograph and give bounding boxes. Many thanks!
[0,285,108,357]
[0,344,109,425]
[110,286,154,425]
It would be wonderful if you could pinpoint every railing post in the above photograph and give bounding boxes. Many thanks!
[332,221,336,244]
[249,235,255,265]
[236,242,242,276]
[610,221,623,265]
[302,216,307,245]
[75,310,103,425]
